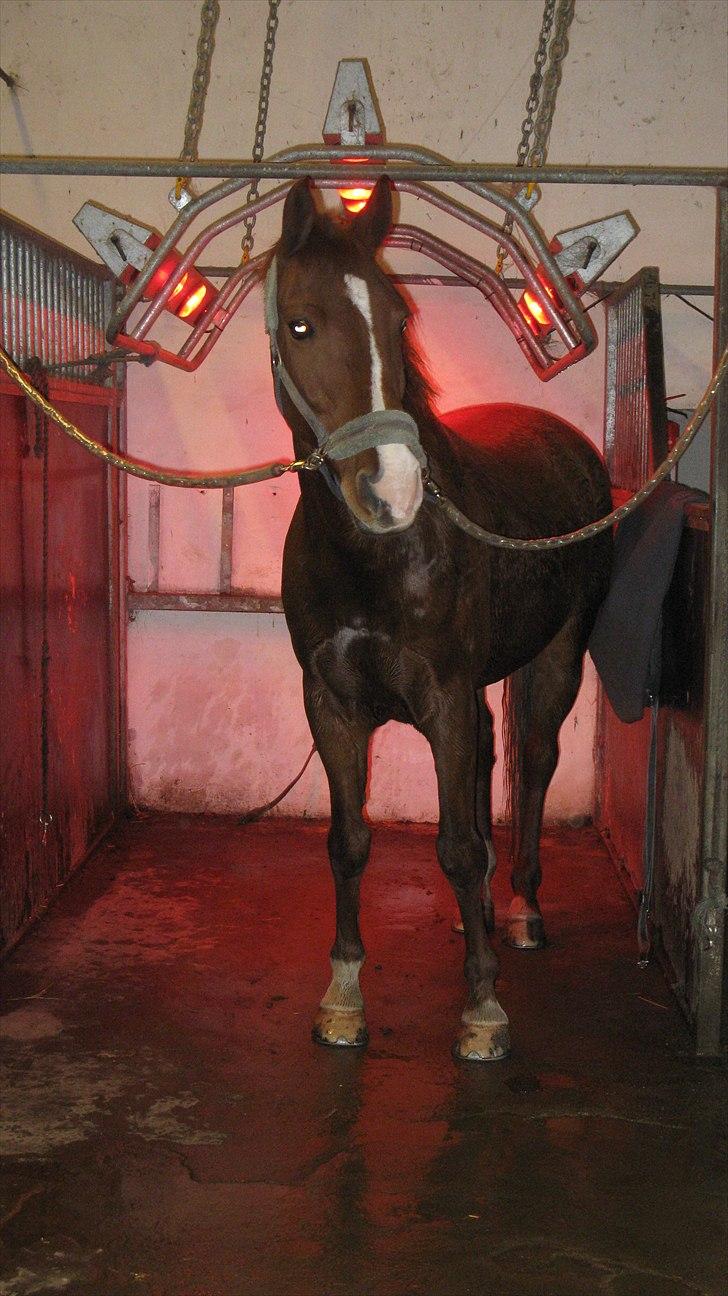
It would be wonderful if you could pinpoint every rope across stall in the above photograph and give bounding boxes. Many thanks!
[1,341,726,552]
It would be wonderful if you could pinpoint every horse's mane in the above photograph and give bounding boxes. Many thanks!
[402,329,438,426]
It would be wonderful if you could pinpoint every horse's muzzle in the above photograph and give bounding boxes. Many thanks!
[351,446,424,534]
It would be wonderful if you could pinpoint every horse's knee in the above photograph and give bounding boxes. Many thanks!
[328,819,371,879]
[437,831,484,889]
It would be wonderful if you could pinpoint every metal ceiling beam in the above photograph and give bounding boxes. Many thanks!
[1,152,725,187]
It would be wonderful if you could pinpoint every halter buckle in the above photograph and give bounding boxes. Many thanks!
[286,448,326,474]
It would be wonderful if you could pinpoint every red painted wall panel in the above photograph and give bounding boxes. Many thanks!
[0,380,122,949]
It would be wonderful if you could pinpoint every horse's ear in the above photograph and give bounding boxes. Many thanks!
[352,176,393,251]
[280,177,317,257]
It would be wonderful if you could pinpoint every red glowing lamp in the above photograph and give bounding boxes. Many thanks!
[72,203,217,330]
[322,61,384,215]
[517,271,566,338]
[119,233,216,327]
[338,159,374,215]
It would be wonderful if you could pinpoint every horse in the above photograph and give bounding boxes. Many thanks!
[267,176,612,1062]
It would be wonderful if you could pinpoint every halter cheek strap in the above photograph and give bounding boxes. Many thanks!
[264,257,427,500]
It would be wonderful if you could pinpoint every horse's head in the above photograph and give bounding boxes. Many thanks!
[267,177,425,534]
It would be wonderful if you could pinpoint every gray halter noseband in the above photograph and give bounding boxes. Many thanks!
[264,257,427,499]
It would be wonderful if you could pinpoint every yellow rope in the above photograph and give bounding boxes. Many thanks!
[3,340,725,551]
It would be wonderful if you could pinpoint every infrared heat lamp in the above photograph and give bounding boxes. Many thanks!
[71,60,638,378]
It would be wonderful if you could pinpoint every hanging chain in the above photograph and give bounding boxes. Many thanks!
[529,0,576,169]
[515,0,557,169]
[495,0,556,273]
[173,0,221,206]
[240,0,281,263]
[495,0,576,275]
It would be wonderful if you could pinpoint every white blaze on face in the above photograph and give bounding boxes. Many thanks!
[343,273,423,523]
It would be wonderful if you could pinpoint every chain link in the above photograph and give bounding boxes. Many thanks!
[241,0,281,262]
[495,0,578,275]
[5,340,727,551]
[529,0,576,169]
[424,342,728,551]
[174,0,221,203]
[516,0,557,167]
[495,0,557,274]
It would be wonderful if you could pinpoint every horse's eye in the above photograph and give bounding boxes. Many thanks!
[400,318,409,334]
[288,319,314,340]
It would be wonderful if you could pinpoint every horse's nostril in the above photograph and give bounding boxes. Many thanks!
[357,470,388,519]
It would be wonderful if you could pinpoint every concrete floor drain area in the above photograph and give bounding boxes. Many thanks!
[1,816,725,1296]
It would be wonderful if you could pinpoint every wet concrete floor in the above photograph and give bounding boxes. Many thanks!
[1,815,726,1296]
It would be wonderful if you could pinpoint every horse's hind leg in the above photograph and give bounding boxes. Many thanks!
[476,690,498,932]
[425,685,509,1062]
[304,677,373,1048]
[505,615,587,950]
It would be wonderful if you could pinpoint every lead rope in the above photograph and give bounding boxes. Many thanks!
[238,742,317,825]
[424,342,727,551]
[2,342,727,550]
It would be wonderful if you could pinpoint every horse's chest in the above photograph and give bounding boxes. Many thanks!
[314,625,431,724]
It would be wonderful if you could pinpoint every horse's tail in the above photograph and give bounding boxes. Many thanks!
[502,660,536,864]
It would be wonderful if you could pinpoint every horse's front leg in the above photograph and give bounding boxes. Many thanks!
[424,687,510,1062]
[304,675,373,1049]
[452,689,497,934]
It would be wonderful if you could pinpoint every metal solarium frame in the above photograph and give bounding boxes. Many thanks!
[1,147,726,1057]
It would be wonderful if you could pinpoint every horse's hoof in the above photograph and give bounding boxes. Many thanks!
[312,1007,368,1049]
[504,899,546,950]
[453,1020,511,1063]
[504,914,546,950]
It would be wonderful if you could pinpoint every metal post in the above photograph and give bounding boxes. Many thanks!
[694,184,728,1056]
[219,486,234,593]
[147,485,161,592]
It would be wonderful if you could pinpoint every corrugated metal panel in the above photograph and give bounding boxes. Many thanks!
[604,267,669,491]
[0,213,114,384]
[597,266,710,1035]
[598,268,671,894]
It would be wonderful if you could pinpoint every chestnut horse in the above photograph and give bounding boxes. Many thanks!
[269,178,612,1061]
